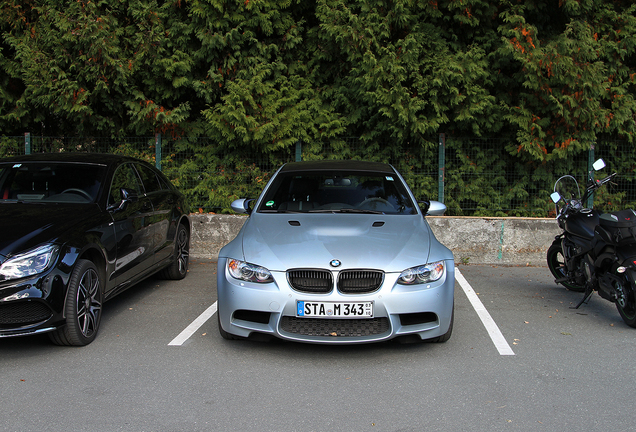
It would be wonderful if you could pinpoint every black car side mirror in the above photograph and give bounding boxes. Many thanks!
[108,188,139,212]
[121,188,139,203]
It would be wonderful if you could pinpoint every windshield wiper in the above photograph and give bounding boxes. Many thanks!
[309,208,384,215]
[338,208,384,214]
[259,209,304,214]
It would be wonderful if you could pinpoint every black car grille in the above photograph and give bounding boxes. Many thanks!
[288,269,333,293]
[0,301,52,327]
[288,269,385,294]
[337,270,384,294]
[280,316,390,337]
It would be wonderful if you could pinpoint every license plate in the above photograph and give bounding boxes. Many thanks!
[296,301,373,318]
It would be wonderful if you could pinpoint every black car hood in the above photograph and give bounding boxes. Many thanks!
[0,203,103,259]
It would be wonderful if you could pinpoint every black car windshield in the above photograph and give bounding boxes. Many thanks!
[258,171,417,214]
[0,161,106,203]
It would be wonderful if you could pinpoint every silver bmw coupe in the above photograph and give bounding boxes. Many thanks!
[217,160,455,344]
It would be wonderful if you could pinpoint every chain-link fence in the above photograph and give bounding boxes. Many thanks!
[1,134,633,216]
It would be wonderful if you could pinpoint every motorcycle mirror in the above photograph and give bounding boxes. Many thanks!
[593,159,606,171]
[550,191,562,203]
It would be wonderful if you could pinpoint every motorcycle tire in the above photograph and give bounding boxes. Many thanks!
[546,241,586,292]
[616,272,636,328]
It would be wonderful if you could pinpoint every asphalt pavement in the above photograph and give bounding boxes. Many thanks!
[1,260,635,432]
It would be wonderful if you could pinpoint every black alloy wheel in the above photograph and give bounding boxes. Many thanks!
[49,259,103,346]
[160,223,190,280]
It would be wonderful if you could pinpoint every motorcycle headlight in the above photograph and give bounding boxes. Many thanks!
[227,259,273,283]
[0,244,59,281]
[398,261,445,285]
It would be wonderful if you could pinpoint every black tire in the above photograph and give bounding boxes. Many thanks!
[49,259,103,346]
[217,312,240,340]
[159,223,189,280]
[547,241,586,292]
[616,273,636,328]
[426,303,454,343]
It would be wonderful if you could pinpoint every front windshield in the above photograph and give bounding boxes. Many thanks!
[554,175,581,203]
[0,161,106,203]
[258,170,417,215]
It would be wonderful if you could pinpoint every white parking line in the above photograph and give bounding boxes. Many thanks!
[455,268,515,356]
[170,271,514,352]
[168,302,217,346]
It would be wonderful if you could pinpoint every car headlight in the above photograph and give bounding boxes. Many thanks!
[227,259,273,283]
[0,244,59,282]
[398,261,445,285]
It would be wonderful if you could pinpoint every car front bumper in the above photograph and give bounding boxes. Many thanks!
[0,270,67,338]
[216,258,455,344]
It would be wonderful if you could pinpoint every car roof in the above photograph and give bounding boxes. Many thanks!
[0,152,150,167]
[279,160,396,174]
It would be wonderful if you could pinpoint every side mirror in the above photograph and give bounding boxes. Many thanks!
[121,188,139,203]
[592,159,606,171]
[428,201,447,216]
[420,200,446,216]
[550,191,562,204]
[231,198,254,214]
[107,188,139,212]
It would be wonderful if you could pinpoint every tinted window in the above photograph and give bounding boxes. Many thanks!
[258,171,417,214]
[0,162,105,203]
[135,163,162,193]
[109,163,142,206]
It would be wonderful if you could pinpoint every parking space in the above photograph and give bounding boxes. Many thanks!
[2,260,635,432]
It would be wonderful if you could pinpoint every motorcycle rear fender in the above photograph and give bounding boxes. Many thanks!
[597,246,636,270]
[592,245,636,269]
[614,243,636,266]
[618,253,636,269]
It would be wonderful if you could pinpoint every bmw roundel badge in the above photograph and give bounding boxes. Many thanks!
[330,259,342,268]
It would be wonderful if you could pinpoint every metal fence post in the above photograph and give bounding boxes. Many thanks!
[295,140,302,162]
[587,142,595,208]
[155,133,162,171]
[24,132,31,155]
[438,133,445,203]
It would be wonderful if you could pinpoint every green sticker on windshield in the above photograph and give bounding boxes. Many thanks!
[266,200,275,207]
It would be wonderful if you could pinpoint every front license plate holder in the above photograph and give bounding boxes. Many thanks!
[296,301,373,318]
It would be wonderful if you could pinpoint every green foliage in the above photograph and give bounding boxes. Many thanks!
[0,0,201,136]
[194,0,345,154]
[2,0,634,156]
[0,136,22,158]
[497,0,636,161]
[1,0,635,214]
[314,0,501,144]
[161,139,277,213]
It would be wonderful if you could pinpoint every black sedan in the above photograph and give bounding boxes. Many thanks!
[0,153,190,345]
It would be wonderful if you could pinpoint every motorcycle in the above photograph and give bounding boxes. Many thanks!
[547,159,636,327]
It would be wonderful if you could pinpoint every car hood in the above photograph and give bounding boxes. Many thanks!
[0,203,103,259]
[238,214,434,272]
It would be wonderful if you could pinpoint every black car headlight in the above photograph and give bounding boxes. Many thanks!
[227,259,273,283]
[398,261,445,285]
[0,244,59,282]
